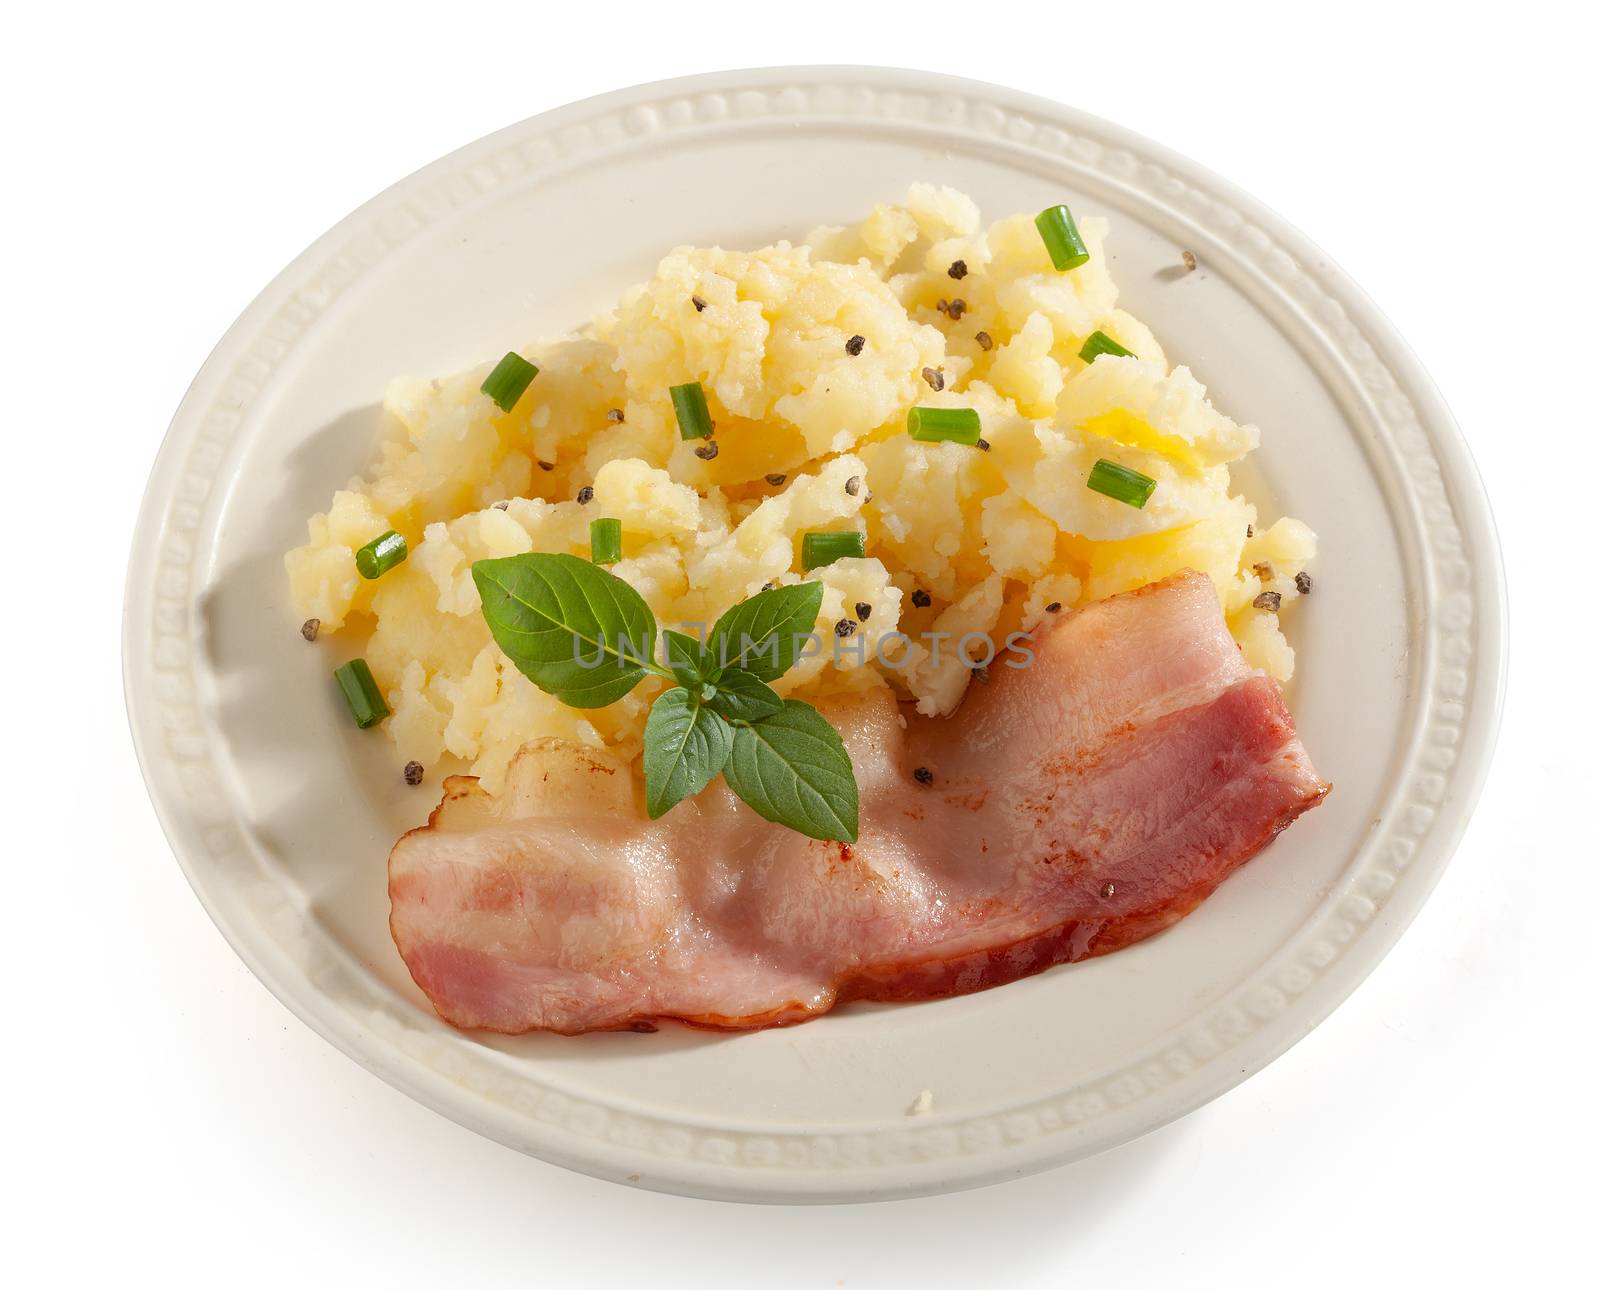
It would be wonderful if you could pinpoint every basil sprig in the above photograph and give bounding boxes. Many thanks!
[705,582,826,680]
[723,701,859,843]
[641,687,733,819]
[472,554,860,842]
[471,553,655,708]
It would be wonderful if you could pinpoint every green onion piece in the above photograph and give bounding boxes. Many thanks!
[1035,204,1090,271]
[1087,458,1158,509]
[1079,330,1135,363]
[670,381,713,440]
[334,659,389,729]
[802,530,867,570]
[480,352,539,412]
[907,405,982,446]
[590,517,622,565]
[354,530,407,580]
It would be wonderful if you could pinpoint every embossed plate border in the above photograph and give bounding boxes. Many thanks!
[124,68,1507,1202]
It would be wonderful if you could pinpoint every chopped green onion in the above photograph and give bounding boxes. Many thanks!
[355,530,407,580]
[590,517,622,565]
[334,659,389,729]
[1035,204,1090,271]
[1087,458,1158,509]
[907,405,982,446]
[480,352,539,412]
[670,381,713,440]
[1079,330,1135,363]
[802,530,866,570]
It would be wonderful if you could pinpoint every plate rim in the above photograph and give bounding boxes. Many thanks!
[124,64,1508,1203]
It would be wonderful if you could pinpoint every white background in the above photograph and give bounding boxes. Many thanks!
[6,2,1595,1286]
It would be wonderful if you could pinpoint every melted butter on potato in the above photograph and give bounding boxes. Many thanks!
[287,186,1315,790]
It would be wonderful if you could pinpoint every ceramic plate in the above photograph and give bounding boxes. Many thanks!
[125,67,1506,1202]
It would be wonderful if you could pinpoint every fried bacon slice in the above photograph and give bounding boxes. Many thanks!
[389,571,1328,1034]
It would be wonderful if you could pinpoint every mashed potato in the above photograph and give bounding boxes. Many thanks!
[288,185,1315,791]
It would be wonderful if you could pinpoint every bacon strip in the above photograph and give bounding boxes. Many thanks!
[389,571,1328,1034]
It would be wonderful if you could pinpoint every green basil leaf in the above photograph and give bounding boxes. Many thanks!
[722,699,859,842]
[705,581,824,681]
[472,553,656,708]
[704,669,784,724]
[642,687,733,819]
[662,629,717,691]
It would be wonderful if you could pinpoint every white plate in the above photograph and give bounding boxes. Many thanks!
[125,67,1506,1203]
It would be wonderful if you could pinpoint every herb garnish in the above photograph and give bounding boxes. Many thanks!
[480,352,539,412]
[1078,330,1136,363]
[472,554,860,842]
[1035,204,1091,271]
